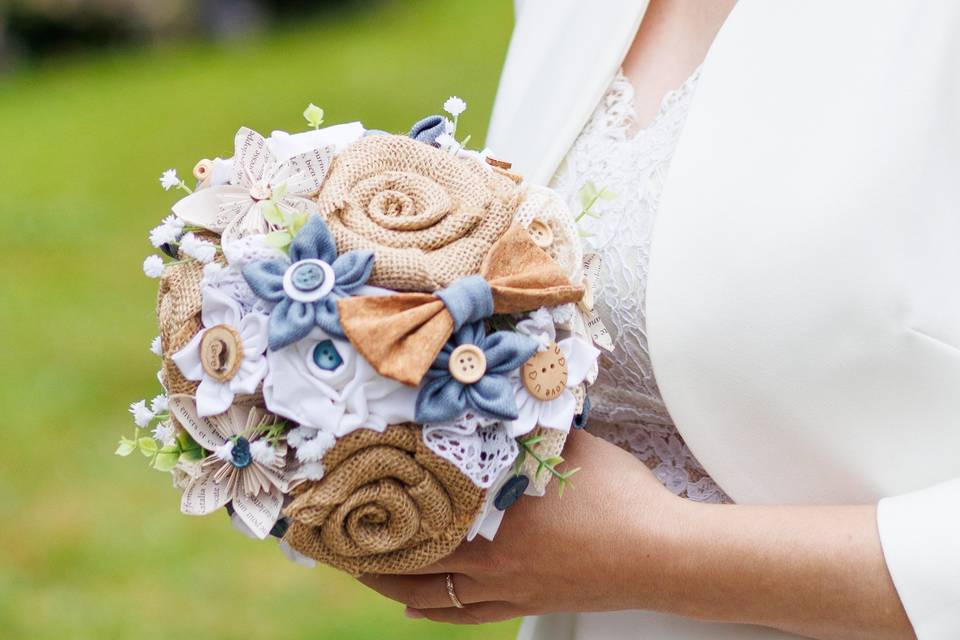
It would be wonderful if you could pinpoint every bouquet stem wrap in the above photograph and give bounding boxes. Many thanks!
[283,424,484,575]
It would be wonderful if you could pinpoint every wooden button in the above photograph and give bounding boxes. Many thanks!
[449,344,487,385]
[521,342,568,401]
[248,180,272,202]
[527,218,554,248]
[199,324,244,383]
[485,156,513,170]
[193,159,213,182]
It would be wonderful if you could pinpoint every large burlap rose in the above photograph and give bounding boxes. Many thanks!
[156,260,204,396]
[282,424,484,575]
[316,135,521,292]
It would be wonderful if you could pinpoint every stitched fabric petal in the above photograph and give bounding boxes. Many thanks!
[196,377,236,417]
[408,115,446,146]
[483,331,539,375]
[466,375,519,421]
[268,298,316,350]
[560,337,601,387]
[331,250,375,293]
[537,390,577,432]
[242,259,289,303]
[314,296,346,338]
[415,376,468,424]
[289,215,337,263]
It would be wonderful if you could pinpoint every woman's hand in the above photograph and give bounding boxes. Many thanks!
[358,428,683,623]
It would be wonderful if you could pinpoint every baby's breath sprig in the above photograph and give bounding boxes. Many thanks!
[117,401,204,472]
[514,433,581,497]
[159,169,193,195]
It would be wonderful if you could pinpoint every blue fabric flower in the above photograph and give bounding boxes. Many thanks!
[415,321,538,424]
[242,215,374,350]
[408,115,447,147]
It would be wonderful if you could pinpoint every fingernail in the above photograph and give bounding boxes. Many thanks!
[404,607,425,619]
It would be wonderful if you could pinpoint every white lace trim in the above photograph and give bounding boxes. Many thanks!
[550,68,729,503]
[422,412,519,489]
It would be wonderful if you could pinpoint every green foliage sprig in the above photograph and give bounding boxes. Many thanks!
[515,433,581,497]
[116,410,204,472]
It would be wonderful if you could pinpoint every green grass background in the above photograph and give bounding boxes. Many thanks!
[0,1,520,637]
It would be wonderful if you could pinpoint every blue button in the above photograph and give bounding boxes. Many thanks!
[494,474,529,510]
[291,262,325,291]
[230,436,252,469]
[313,339,344,371]
[572,395,591,430]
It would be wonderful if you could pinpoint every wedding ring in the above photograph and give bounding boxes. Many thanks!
[445,573,464,608]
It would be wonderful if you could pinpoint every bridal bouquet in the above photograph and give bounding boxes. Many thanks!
[119,99,610,574]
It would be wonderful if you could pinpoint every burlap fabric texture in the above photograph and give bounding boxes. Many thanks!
[156,259,204,396]
[283,424,484,575]
[316,134,521,292]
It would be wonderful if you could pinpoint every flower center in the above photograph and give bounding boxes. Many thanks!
[312,339,344,371]
[282,259,336,303]
[230,437,252,469]
[249,180,272,202]
[199,324,244,383]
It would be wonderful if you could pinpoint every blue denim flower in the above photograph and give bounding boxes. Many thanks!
[408,115,447,147]
[415,321,538,424]
[242,215,374,350]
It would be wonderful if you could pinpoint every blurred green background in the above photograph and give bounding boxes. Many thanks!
[0,1,520,638]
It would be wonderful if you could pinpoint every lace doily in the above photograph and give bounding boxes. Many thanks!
[550,69,729,503]
[422,412,519,489]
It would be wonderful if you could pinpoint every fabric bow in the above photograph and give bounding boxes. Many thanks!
[337,224,584,386]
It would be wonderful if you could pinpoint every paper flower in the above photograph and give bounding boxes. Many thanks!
[169,397,289,539]
[171,127,334,251]
[415,321,538,424]
[263,326,418,438]
[505,308,600,437]
[143,255,164,278]
[172,287,269,417]
[444,96,467,117]
[242,215,374,349]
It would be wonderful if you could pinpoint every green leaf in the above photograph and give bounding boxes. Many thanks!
[535,461,545,479]
[561,467,581,480]
[578,181,598,209]
[153,446,181,471]
[264,231,292,250]
[138,437,158,456]
[598,188,617,201]
[557,479,567,498]
[260,201,285,226]
[545,456,564,466]
[521,434,545,447]
[303,103,325,129]
[115,438,136,457]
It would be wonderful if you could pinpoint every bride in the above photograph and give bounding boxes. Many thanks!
[359,1,960,638]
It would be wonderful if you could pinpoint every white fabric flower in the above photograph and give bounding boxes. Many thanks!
[172,287,269,417]
[262,326,418,438]
[150,336,163,356]
[159,169,181,191]
[179,232,217,264]
[444,96,467,117]
[171,127,334,254]
[129,400,154,427]
[142,255,164,278]
[505,308,601,437]
[152,421,176,447]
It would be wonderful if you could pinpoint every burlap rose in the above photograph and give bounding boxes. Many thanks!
[156,260,204,396]
[316,135,521,292]
[283,424,484,575]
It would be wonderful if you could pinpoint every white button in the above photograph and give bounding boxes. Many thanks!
[282,259,336,303]
[449,344,487,384]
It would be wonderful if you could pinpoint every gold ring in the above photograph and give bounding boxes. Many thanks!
[445,573,464,608]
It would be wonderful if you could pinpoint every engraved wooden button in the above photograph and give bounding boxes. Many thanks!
[449,344,487,385]
[521,342,568,400]
[527,218,554,248]
[199,324,244,383]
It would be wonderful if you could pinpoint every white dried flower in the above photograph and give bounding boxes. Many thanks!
[249,439,278,466]
[150,336,162,356]
[142,255,164,278]
[149,222,180,248]
[294,430,336,463]
[129,400,154,428]
[436,133,457,149]
[179,233,217,264]
[213,440,235,463]
[443,96,467,117]
[159,169,181,191]
[150,394,169,414]
[292,461,325,482]
[152,421,176,447]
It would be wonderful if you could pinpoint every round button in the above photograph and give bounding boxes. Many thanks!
[199,324,244,383]
[283,259,336,303]
[494,474,529,510]
[448,344,487,385]
[229,436,253,469]
[572,395,591,430]
[248,180,272,202]
[521,341,569,401]
[193,158,213,182]
[527,218,554,248]
[312,339,344,371]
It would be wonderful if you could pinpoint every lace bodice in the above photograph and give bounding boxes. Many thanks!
[550,70,728,503]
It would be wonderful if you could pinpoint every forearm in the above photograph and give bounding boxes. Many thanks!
[637,500,914,639]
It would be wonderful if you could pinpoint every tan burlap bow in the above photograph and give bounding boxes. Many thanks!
[316,134,521,292]
[337,224,585,386]
[283,424,483,575]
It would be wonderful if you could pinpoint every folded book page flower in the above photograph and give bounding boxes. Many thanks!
[422,411,518,488]
[172,287,269,417]
[169,396,289,539]
[171,127,334,251]
[506,308,601,437]
[262,326,418,438]
[242,215,375,349]
[415,321,538,424]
